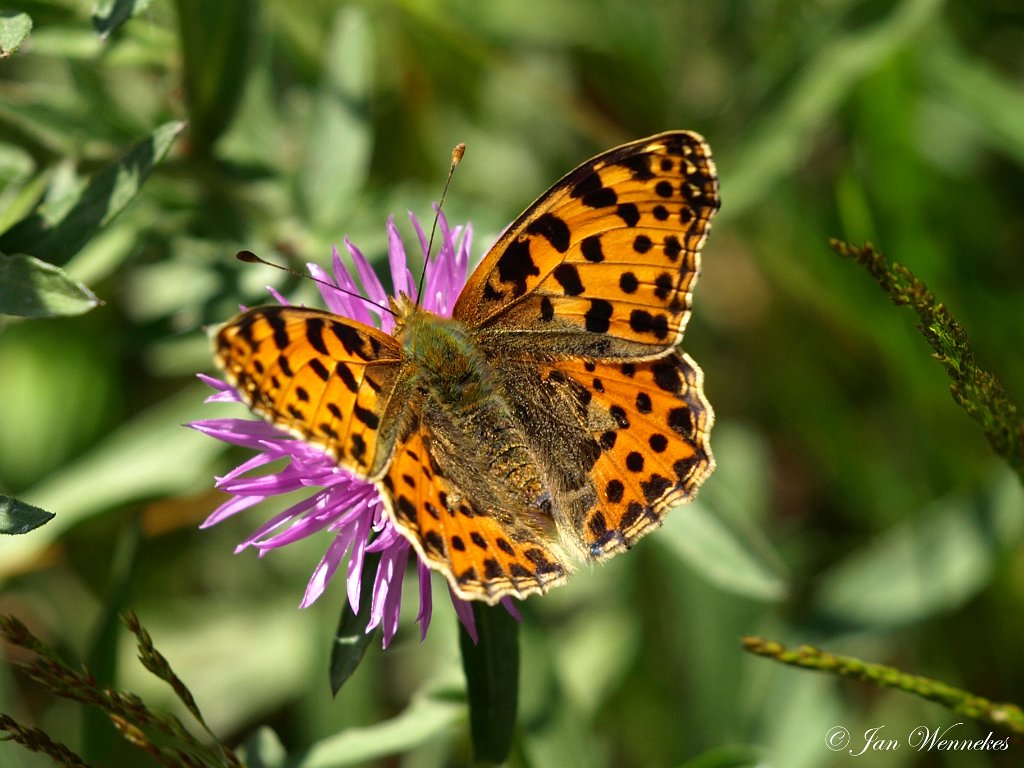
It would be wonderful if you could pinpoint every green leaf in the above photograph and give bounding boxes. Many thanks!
[813,469,1024,627]
[459,602,519,766]
[0,383,230,578]
[0,495,54,535]
[92,0,153,38]
[677,745,768,768]
[329,551,379,696]
[0,148,47,235]
[0,121,185,264]
[924,35,1024,167]
[0,12,32,58]
[238,727,286,768]
[721,0,942,217]
[290,677,464,767]
[174,0,258,153]
[0,252,101,317]
[299,7,373,232]
[657,502,787,602]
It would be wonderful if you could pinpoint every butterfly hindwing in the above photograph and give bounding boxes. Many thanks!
[381,420,568,603]
[454,131,718,359]
[214,306,405,478]
[535,353,715,559]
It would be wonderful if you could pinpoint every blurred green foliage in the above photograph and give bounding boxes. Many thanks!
[0,1,1022,766]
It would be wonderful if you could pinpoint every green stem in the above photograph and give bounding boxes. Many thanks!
[743,636,1024,736]
[831,240,1024,481]
[458,602,520,765]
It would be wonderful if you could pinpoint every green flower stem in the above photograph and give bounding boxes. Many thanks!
[459,603,520,766]
[742,636,1024,736]
[830,240,1023,481]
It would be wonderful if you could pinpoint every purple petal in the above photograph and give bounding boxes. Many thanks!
[386,215,415,302]
[416,559,433,641]
[201,494,265,528]
[500,597,521,621]
[266,286,290,306]
[346,504,374,612]
[344,239,391,330]
[451,590,478,644]
[302,530,354,607]
[379,541,409,647]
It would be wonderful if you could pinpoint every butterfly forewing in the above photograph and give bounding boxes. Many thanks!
[454,131,718,359]
[214,306,405,478]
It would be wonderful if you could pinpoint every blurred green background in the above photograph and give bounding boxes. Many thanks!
[1,0,1023,766]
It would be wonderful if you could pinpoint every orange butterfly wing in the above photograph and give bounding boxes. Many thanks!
[533,354,713,558]
[381,419,568,602]
[454,131,718,359]
[453,131,718,564]
[214,306,405,478]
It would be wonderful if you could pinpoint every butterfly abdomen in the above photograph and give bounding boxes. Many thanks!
[395,308,557,531]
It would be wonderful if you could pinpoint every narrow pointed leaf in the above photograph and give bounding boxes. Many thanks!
[329,551,380,696]
[83,518,142,762]
[458,602,519,765]
[0,252,100,317]
[174,0,257,152]
[0,495,54,535]
[0,121,185,264]
[92,0,153,38]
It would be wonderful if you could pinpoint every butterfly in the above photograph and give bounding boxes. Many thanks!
[214,131,718,604]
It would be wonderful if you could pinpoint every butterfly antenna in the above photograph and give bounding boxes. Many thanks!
[415,143,465,308]
[236,250,398,318]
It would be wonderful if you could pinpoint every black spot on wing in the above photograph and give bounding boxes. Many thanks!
[633,235,652,254]
[526,213,571,253]
[618,154,653,180]
[540,296,554,322]
[330,322,371,360]
[496,239,539,298]
[553,264,585,296]
[629,309,669,340]
[605,479,624,503]
[652,360,682,393]
[277,355,294,378]
[305,318,329,355]
[581,235,604,263]
[584,299,613,333]
[571,170,618,209]
[654,273,673,300]
[266,310,289,351]
[309,358,329,381]
[617,203,640,227]
[350,434,367,461]
[335,361,359,393]
[353,403,379,429]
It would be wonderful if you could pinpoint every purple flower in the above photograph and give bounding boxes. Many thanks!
[191,211,497,647]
